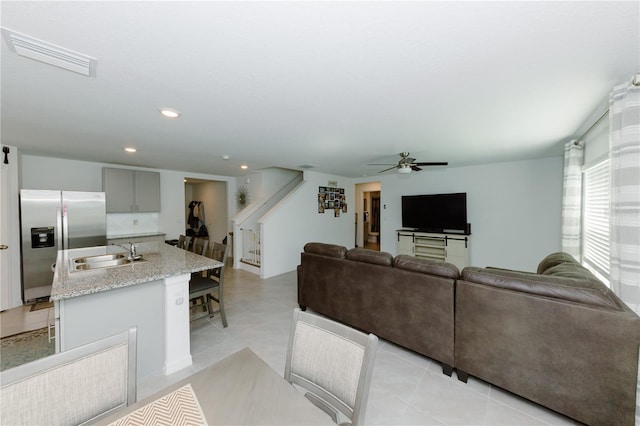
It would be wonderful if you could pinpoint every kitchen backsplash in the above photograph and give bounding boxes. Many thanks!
[107,213,159,237]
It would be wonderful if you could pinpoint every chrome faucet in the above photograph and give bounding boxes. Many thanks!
[112,242,141,261]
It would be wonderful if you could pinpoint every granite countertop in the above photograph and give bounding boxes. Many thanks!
[51,242,221,301]
[107,232,167,239]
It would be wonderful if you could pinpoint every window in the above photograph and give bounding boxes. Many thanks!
[582,159,610,285]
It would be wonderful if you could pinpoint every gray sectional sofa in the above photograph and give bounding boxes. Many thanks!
[297,244,640,425]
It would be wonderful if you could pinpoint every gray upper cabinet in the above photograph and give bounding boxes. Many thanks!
[133,170,161,212]
[102,168,161,213]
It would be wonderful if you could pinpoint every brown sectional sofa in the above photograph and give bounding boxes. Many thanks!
[298,244,640,425]
[297,242,460,375]
[456,252,640,426]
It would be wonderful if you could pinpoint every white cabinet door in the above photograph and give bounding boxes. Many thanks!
[445,237,469,271]
[397,233,414,256]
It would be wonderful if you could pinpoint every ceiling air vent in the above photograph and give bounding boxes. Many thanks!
[1,28,97,77]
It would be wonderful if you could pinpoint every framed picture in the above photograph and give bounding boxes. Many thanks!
[317,185,345,218]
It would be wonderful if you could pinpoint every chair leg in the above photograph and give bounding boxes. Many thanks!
[209,291,228,328]
[219,297,227,328]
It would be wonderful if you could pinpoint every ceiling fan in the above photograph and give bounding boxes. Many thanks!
[369,152,448,174]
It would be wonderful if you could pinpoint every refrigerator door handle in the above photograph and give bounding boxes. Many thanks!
[56,207,63,250]
[62,205,69,250]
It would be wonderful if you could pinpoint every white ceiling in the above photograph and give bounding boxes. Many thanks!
[1,1,638,178]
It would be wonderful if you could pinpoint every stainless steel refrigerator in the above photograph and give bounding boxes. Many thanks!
[19,190,107,302]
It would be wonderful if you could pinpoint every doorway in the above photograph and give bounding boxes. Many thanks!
[355,182,381,251]
[184,178,228,246]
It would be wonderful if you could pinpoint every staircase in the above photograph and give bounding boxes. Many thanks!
[232,171,303,275]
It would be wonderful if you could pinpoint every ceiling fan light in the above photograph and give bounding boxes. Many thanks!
[398,164,411,174]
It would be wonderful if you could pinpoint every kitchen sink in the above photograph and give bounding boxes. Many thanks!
[71,253,145,271]
[73,254,127,263]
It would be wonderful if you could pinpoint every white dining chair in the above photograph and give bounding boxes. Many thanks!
[0,327,137,426]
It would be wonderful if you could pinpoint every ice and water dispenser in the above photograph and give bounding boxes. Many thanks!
[31,227,55,248]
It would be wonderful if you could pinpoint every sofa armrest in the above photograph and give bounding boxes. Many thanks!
[304,242,347,259]
[485,266,535,274]
[461,267,623,310]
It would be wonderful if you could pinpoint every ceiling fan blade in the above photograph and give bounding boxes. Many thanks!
[377,166,398,173]
[367,163,396,166]
[413,162,449,166]
[411,165,422,172]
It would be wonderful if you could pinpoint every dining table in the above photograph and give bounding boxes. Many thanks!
[96,347,335,425]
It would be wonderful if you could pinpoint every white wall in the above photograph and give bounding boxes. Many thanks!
[260,167,301,198]
[260,170,355,278]
[358,156,563,271]
[21,156,103,191]
[20,155,235,241]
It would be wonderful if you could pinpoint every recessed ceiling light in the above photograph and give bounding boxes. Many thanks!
[159,108,181,118]
[124,147,137,153]
[240,165,248,170]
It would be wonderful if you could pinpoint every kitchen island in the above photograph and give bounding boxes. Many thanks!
[51,242,222,377]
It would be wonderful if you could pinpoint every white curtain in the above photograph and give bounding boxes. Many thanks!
[609,77,640,314]
[561,140,584,259]
[609,75,640,426]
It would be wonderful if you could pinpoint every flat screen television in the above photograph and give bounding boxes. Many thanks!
[401,192,468,233]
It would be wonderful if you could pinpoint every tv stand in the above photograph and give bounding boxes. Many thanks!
[396,230,470,271]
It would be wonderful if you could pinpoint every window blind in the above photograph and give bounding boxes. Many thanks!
[582,159,610,282]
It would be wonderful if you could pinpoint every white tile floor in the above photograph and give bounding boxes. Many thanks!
[0,304,54,339]
[138,265,578,426]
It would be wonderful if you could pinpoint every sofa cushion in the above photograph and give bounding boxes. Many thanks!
[346,248,393,266]
[394,255,460,279]
[461,267,623,310]
[537,252,578,274]
[304,242,347,259]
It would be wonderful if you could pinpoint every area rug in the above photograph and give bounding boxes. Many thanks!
[0,327,54,371]
[30,301,54,312]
